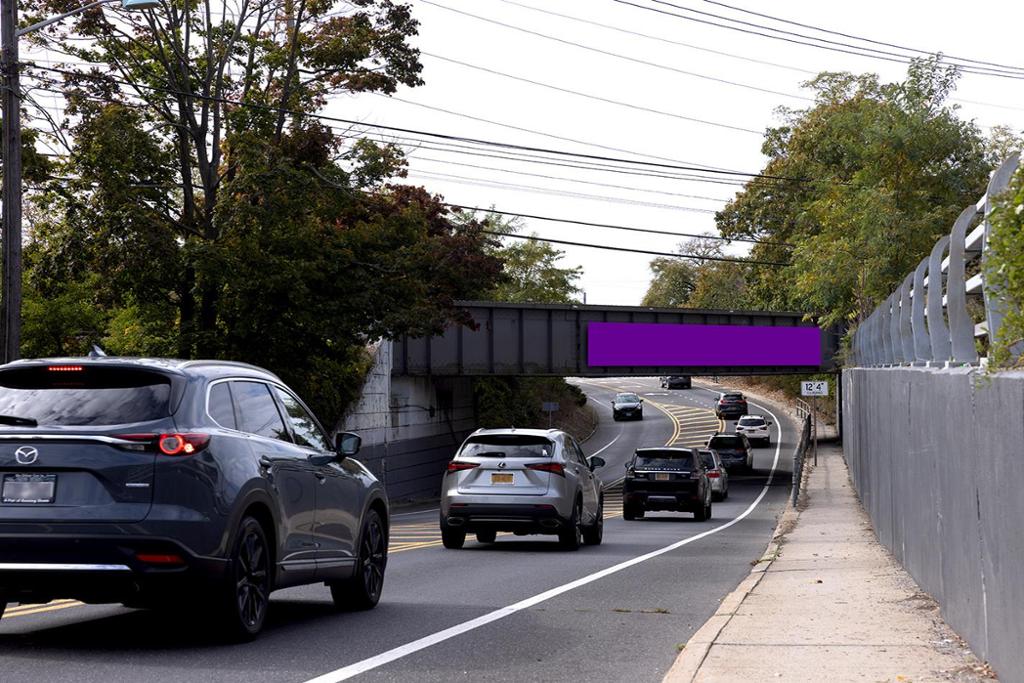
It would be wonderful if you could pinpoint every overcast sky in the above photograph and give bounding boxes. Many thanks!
[335,0,1024,306]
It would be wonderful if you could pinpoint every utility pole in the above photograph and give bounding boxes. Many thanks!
[1,0,21,365]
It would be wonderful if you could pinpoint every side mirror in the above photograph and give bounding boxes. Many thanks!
[589,456,606,470]
[335,431,361,457]
[767,421,773,426]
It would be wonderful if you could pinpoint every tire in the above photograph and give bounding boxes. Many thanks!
[558,500,583,550]
[694,497,711,522]
[723,487,729,500]
[582,496,604,546]
[712,491,723,502]
[217,516,272,641]
[441,525,466,549]
[475,530,497,544]
[623,506,636,521]
[0,600,6,621]
[330,509,387,611]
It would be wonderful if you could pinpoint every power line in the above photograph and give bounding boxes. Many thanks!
[26,63,828,185]
[421,52,763,135]
[490,0,815,75]
[700,0,1024,74]
[614,0,1024,80]
[415,0,814,100]
[452,205,793,247]
[408,169,721,212]
[483,230,789,266]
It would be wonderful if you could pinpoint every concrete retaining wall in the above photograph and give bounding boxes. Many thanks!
[843,367,1024,682]
[340,343,475,502]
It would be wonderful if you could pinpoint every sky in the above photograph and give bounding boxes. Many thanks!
[333,0,1024,306]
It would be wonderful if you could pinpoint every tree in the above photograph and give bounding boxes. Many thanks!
[716,58,993,329]
[641,235,749,310]
[641,257,695,308]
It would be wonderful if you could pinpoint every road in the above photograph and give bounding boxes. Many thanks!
[0,378,793,682]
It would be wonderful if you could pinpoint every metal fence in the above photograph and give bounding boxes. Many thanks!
[849,153,1020,367]
[791,411,812,506]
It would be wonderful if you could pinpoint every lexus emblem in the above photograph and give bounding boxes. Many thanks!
[498,461,507,469]
[15,446,38,465]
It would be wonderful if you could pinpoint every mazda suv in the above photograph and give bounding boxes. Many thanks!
[440,428,605,550]
[0,357,387,640]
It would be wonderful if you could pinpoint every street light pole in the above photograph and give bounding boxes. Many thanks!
[0,0,159,364]
[1,0,22,364]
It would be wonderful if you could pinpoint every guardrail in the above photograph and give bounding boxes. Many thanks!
[850,154,1020,367]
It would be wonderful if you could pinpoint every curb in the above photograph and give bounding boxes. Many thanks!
[663,491,801,682]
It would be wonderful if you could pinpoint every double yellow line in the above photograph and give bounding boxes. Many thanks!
[4,599,81,619]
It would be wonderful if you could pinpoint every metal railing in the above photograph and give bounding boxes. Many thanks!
[850,154,1020,367]
[791,412,812,506]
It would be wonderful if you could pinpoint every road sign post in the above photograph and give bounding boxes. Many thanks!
[800,381,829,466]
[542,401,559,428]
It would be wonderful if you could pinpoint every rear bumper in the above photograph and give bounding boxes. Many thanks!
[0,535,228,604]
[442,503,570,535]
[623,485,703,511]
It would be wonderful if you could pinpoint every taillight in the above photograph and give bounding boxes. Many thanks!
[446,461,479,473]
[525,462,565,476]
[114,433,210,456]
[707,471,720,478]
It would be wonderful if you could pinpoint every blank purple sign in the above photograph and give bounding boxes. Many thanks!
[587,322,822,367]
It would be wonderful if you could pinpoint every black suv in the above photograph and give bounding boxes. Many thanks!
[622,448,711,521]
[0,357,388,639]
[660,375,691,390]
[715,392,748,420]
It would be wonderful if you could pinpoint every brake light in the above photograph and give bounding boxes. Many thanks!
[47,365,83,372]
[707,471,720,478]
[136,552,184,565]
[446,461,479,473]
[525,462,565,476]
[113,433,210,456]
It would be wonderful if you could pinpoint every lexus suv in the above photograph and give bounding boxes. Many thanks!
[622,447,712,521]
[735,414,772,446]
[0,357,387,640]
[440,428,605,550]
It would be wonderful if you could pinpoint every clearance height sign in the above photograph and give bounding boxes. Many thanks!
[586,322,822,368]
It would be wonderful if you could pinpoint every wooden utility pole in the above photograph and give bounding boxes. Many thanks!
[1,0,21,364]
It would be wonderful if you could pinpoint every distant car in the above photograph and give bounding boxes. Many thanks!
[735,414,772,446]
[706,433,753,471]
[0,357,384,640]
[699,448,729,501]
[612,392,644,421]
[622,448,712,521]
[660,375,691,390]
[715,392,748,420]
[439,428,605,550]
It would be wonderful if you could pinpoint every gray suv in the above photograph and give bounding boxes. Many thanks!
[0,357,387,640]
[439,428,605,550]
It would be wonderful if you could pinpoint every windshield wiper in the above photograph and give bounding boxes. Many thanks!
[0,414,39,427]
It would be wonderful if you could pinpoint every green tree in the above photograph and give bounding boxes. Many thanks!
[717,58,992,329]
[642,236,750,310]
[641,257,695,307]
[986,162,1024,367]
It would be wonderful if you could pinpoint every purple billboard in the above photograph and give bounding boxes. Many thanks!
[587,322,822,367]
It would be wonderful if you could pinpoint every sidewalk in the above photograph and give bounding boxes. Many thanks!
[665,445,994,683]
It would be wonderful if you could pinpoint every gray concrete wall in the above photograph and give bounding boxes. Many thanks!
[340,343,475,502]
[843,367,1024,682]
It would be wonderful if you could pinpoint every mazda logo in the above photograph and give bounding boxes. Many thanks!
[15,446,38,465]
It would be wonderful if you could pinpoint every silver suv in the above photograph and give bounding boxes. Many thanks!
[440,428,606,550]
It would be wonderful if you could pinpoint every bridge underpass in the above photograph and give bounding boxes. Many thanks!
[342,301,838,501]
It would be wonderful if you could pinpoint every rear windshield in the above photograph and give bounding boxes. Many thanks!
[699,450,716,468]
[708,435,744,449]
[635,450,695,469]
[460,434,554,459]
[738,417,765,427]
[722,393,744,401]
[0,366,172,426]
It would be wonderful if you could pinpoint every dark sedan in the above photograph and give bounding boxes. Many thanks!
[622,448,712,521]
[0,357,387,640]
[660,375,691,390]
[612,392,644,421]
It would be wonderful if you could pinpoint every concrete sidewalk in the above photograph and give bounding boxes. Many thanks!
[665,445,994,683]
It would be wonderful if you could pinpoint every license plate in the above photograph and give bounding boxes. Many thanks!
[491,472,514,485]
[655,473,670,481]
[3,473,57,504]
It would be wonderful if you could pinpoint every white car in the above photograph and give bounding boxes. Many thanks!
[735,414,772,446]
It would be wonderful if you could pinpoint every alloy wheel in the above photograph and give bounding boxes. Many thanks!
[235,523,269,631]
[361,517,386,601]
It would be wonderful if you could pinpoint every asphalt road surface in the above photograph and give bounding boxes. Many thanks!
[0,378,794,682]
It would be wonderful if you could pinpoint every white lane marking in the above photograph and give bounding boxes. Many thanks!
[391,508,439,518]
[588,433,621,458]
[303,406,785,683]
